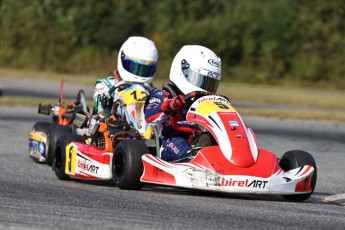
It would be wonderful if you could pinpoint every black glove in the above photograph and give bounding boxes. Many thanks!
[100,92,112,106]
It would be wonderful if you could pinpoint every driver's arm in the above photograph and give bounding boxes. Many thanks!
[144,89,170,125]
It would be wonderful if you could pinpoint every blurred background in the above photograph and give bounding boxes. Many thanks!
[0,0,344,88]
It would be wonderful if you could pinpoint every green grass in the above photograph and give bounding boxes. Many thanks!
[1,67,345,121]
[218,84,345,110]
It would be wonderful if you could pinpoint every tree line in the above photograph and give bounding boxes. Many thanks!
[0,0,344,88]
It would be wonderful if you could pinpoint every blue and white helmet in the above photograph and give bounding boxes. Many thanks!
[117,36,158,84]
[169,45,222,95]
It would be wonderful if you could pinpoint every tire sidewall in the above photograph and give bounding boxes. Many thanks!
[112,140,148,190]
[47,124,72,166]
[280,150,317,201]
[54,134,84,180]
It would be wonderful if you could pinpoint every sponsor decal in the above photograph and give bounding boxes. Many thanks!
[167,142,180,155]
[229,121,239,127]
[221,178,268,189]
[78,160,99,174]
[197,96,218,103]
[208,59,220,67]
[149,97,161,104]
[197,96,230,105]
[216,97,231,104]
[39,142,45,154]
[207,71,221,80]
[29,139,46,156]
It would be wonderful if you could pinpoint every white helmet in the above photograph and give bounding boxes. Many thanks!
[117,36,158,84]
[169,45,221,95]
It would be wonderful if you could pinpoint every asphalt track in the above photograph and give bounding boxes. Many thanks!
[0,105,345,230]
[0,76,94,100]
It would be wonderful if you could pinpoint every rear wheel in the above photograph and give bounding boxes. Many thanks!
[47,124,72,166]
[32,121,50,133]
[76,89,88,112]
[54,134,84,180]
[280,150,317,201]
[112,140,148,190]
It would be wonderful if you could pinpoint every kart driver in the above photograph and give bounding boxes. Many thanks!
[93,36,158,117]
[144,45,222,162]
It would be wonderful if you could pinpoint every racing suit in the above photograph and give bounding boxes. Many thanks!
[93,70,123,117]
[144,89,193,161]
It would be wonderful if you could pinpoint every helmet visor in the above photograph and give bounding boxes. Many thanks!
[182,60,220,93]
[121,51,157,77]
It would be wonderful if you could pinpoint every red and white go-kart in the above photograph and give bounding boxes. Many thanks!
[140,91,317,201]
[55,90,316,201]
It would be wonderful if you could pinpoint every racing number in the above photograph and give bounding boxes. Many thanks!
[213,101,229,109]
[130,91,148,101]
[67,146,74,173]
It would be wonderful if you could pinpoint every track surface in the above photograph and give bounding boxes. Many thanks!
[0,76,94,99]
[1,105,345,230]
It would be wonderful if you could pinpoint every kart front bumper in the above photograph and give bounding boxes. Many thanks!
[28,130,47,162]
[141,154,314,195]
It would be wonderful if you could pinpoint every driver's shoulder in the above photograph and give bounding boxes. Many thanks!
[94,76,115,86]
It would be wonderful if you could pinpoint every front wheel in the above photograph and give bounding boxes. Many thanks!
[279,150,317,201]
[53,134,84,180]
[112,140,148,190]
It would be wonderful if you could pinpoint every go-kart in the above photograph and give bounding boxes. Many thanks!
[139,91,317,201]
[52,81,155,189]
[53,88,316,201]
[28,78,88,166]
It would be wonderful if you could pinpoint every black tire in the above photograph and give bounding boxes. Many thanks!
[47,124,72,166]
[194,132,218,148]
[54,134,84,180]
[112,140,148,190]
[32,121,51,133]
[279,150,317,201]
[76,89,88,112]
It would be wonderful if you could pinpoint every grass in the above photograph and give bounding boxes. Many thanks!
[218,84,345,110]
[1,67,345,122]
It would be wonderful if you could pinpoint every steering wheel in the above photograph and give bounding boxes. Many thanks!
[169,91,210,134]
[108,80,154,96]
[184,91,211,104]
[169,91,230,134]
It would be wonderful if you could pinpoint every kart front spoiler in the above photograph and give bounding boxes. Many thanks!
[140,153,314,195]
[28,130,47,162]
